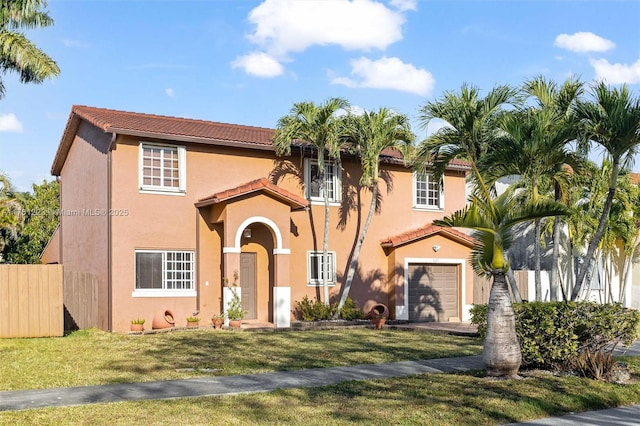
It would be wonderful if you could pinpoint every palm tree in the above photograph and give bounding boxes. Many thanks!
[520,77,584,301]
[415,83,525,301]
[0,0,60,97]
[435,188,568,377]
[570,83,640,301]
[334,108,415,312]
[0,174,22,259]
[273,98,349,305]
[482,106,579,301]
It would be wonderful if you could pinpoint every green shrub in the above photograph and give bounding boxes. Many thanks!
[339,297,366,320]
[293,296,365,321]
[470,302,640,371]
[294,296,336,321]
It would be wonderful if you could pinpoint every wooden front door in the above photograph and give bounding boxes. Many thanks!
[240,252,257,319]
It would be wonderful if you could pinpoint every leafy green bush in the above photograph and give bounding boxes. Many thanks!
[294,296,336,321]
[470,302,640,371]
[339,297,366,320]
[293,296,365,321]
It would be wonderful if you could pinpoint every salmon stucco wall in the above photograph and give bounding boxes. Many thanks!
[58,122,110,329]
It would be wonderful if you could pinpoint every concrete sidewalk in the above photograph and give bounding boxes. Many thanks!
[0,355,483,412]
[506,404,640,425]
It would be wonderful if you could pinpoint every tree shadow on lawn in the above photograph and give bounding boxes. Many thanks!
[102,329,481,383]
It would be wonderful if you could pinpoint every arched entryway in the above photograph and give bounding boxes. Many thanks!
[239,222,275,322]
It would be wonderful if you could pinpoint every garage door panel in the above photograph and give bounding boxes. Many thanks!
[408,264,459,322]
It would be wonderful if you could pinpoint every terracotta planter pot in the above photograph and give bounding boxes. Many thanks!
[212,319,224,329]
[152,310,176,329]
[229,320,241,329]
[130,323,144,333]
[186,321,199,328]
[371,317,386,329]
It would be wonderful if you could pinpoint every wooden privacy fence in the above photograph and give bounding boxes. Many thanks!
[0,264,64,338]
[473,270,529,305]
[63,271,98,330]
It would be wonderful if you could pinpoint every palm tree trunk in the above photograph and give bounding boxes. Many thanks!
[484,271,522,378]
[319,156,330,306]
[571,166,619,301]
[550,215,562,301]
[505,255,522,303]
[534,218,542,301]
[336,183,378,312]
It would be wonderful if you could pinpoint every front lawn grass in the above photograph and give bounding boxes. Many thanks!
[0,327,481,390]
[2,357,639,425]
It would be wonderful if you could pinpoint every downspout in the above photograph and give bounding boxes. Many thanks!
[107,132,116,331]
[57,176,63,265]
[195,207,200,314]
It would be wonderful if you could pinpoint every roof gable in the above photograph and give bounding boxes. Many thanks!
[381,224,475,249]
[196,177,308,210]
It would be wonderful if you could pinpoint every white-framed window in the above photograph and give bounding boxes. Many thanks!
[414,172,443,209]
[307,251,336,286]
[304,159,341,203]
[139,143,186,194]
[133,250,195,297]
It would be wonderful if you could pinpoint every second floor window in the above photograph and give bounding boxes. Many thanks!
[414,172,443,209]
[305,159,341,203]
[139,143,186,193]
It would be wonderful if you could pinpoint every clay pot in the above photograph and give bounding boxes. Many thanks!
[229,320,241,329]
[186,321,199,328]
[212,318,224,329]
[130,323,144,333]
[371,317,386,330]
[152,310,176,329]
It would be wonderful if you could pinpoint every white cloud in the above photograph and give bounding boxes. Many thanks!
[231,52,284,77]
[62,39,90,48]
[165,88,175,97]
[390,0,417,12]
[331,56,435,96]
[590,58,640,84]
[246,0,409,56]
[554,32,615,53]
[0,113,23,133]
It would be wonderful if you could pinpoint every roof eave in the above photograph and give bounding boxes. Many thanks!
[108,127,275,151]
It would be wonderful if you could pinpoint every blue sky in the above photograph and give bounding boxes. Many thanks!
[1,0,639,191]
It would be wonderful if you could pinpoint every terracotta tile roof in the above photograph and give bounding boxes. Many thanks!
[51,105,471,174]
[72,105,275,146]
[381,224,475,249]
[196,177,308,210]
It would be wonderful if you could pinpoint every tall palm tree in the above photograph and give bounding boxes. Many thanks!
[273,98,349,305]
[435,189,568,377]
[521,76,584,301]
[0,0,60,97]
[482,106,579,301]
[570,83,640,301]
[334,108,415,312]
[415,83,525,301]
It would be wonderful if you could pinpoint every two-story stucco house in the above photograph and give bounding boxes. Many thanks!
[43,105,475,332]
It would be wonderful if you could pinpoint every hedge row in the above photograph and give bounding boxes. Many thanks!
[470,302,640,369]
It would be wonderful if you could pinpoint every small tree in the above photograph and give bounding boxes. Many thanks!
[435,189,568,377]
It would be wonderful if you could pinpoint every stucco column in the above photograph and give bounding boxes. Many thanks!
[273,252,291,328]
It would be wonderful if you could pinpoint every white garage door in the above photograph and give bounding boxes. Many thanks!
[408,263,459,322]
